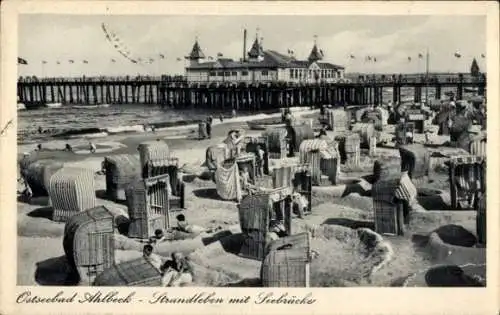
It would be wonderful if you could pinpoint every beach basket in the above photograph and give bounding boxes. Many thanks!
[238,186,294,261]
[233,153,257,182]
[125,174,171,240]
[272,164,312,213]
[49,167,96,223]
[299,139,338,186]
[447,156,486,210]
[63,205,115,285]
[405,109,426,133]
[372,172,416,236]
[352,123,375,148]
[198,122,208,139]
[242,136,270,175]
[337,133,361,167]
[395,122,415,145]
[261,232,311,287]
[398,144,430,185]
[93,257,162,286]
[469,137,486,158]
[205,144,227,171]
[263,128,288,159]
[476,193,486,245]
[162,158,185,211]
[104,154,141,201]
[325,109,349,132]
[361,110,383,131]
[138,141,170,178]
[24,159,63,197]
[287,124,315,155]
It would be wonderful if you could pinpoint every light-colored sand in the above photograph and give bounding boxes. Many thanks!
[17,111,485,287]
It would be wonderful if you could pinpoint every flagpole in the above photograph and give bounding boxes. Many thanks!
[425,47,429,103]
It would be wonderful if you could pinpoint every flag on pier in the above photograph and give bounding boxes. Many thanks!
[42,60,47,64]
[18,57,28,65]
[320,49,324,56]
[149,58,154,63]
[418,53,423,59]
[454,51,462,58]
[349,54,355,59]
[481,53,485,58]
[373,57,377,62]
[159,54,165,59]
[408,56,412,62]
[217,52,223,57]
[83,60,88,64]
[111,59,116,63]
[366,56,372,61]
[56,61,61,65]
[69,60,74,64]
[176,57,182,61]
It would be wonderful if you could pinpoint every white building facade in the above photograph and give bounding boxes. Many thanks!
[185,37,345,84]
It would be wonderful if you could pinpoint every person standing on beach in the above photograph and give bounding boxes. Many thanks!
[219,113,224,123]
[206,117,212,139]
[89,141,96,154]
[38,126,43,134]
[232,108,237,118]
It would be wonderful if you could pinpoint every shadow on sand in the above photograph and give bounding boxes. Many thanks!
[95,189,128,206]
[27,206,54,220]
[192,188,224,201]
[35,256,78,286]
[322,218,374,230]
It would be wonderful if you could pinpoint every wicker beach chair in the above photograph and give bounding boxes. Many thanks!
[447,156,486,210]
[299,139,338,186]
[242,135,271,175]
[336,132,361,167]
[49,167,96,223]
[205,144,227,171]
[125,174,171,240]
[103,154,141,201]
[263,128,288,159]
[395,122,415,145]
[398,144,430,186]
[138,140,170,178]
[63,205,115,285]
[286,124,315,156]
[372,172,416,236]
[232,153,257,183]
[93,257,162,286]
[405,108,426,133]
[325,109,349,132]
[352,123,376,148]
[261,232,312,287]
[469,137,486,158]
[272,163,312,213]
[198,122,208,139]
[238,186,294,261]
[24,159,63,197]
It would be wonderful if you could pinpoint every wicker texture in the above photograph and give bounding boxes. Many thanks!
[205,144,227,171]
[448,156,486,209]
[49,167,96,223]
[272,164,312,211]
[352,123,375,148]
[372,175,403,235]
[326,109,349,132]
[399,144,430,180]
[469,138,486,157]
[288,124,314,153]
[24,160,63,197]
[263,128,288,159]
[125,174,170,240]
[299,139,339,186]
[93,258,162,286]
[262,232,311,287]
[235,153,257,182]
[239,187,293,261]
[63,206,115,284]
[104,154,141,201]
[138,141,170,176]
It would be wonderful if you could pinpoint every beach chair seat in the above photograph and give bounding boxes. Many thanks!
[447,156,486,210]
[93,257,162,286]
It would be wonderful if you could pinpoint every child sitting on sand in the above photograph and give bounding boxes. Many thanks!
[149,229,168,245]
[161,252,193,287]
[143,244,163,272]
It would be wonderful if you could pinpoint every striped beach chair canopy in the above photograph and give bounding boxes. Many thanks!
[138,141,170,168]
[469,136,486,158]
[49,167,97,222]
[298,139,336,162]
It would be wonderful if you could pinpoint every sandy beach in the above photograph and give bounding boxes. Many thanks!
[17,108,486,287]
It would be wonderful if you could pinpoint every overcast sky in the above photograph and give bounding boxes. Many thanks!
[18,14,486,77]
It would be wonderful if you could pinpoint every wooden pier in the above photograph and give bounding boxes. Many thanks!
[17,73,486,110]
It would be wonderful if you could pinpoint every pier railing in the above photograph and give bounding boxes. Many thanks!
[17,73,486,109]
